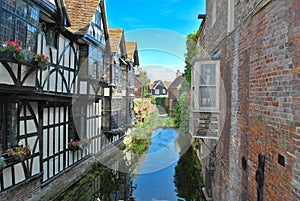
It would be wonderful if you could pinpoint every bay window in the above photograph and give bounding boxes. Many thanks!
[190,59,220,139]
[193,60,220,111]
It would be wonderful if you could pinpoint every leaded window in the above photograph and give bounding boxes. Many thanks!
[192,60,220,111]
[0,103,18,151]
[200,64,217,107]
[45,28,57,48]
[94,10,101,27]
[89,45,103,79]
[0,0,39,51]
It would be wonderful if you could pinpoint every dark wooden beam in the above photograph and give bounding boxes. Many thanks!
[198,14,206,20]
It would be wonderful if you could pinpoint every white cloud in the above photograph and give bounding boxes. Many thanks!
[142,65,181,82]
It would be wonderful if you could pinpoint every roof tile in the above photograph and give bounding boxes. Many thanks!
[65,0,100,34]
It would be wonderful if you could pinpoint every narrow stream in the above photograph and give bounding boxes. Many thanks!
[131,128,183,201]
[57,128,204,201]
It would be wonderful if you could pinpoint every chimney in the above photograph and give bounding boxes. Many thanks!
[176,70,181,77]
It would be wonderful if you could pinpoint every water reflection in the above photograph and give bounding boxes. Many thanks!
[58,128,204,201]
[131,128,182,201]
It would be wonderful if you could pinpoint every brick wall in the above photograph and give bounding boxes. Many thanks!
[200,0,300,200]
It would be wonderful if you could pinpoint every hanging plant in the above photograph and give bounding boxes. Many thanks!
[0,40,48,70]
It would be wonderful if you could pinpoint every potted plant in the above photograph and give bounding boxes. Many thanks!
[68,140,84,151]
[81,137,92,147]
[1,40,48,70]
[0,40,23,61]
[32,53,48,70]
[5,145,31,162]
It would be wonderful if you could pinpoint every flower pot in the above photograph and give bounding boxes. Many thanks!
[36,61,47,70]
[69,145,79,151]
[0,51,16,62]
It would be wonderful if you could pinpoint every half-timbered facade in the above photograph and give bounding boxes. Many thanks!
[101,30,140,144]
[125,41,139,128]
[0,0,117,199]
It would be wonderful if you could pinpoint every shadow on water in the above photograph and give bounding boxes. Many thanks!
[57,128,204,201]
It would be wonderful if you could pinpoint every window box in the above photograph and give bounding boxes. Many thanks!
[0,51,48,70]
[2,145,32,164]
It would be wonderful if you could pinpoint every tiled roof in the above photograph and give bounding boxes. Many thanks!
[163,81,172,89]
[169,75,184,90]
[109,29,124,53]
[125,41,137,62]
[149,83,155,89]
[64,0,100,34]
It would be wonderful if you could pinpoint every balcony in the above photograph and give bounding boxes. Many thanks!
[189,109,219,139]
[0,52,39,90]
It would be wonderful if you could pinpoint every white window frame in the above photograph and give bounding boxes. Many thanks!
[192,59,220,112]
[155,89,159,94]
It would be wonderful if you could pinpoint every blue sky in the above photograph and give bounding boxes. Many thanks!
[106,0,206,82]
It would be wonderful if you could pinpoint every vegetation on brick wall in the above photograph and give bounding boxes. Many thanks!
[155,97,169,114]
[183,30,200,85]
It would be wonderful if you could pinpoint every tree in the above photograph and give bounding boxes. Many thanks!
[138,69,150,98]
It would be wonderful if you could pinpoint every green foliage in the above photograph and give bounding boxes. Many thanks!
[144,93,156,104]
[155,97,169,114]
[174,82,190,132]
[183,30,200,85]
[130,138,151,154]
[174,146,205,201]
[174,101,181,128]
[138,70,151,98]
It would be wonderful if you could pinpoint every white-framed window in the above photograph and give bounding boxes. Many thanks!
[162,89,166,94]
[193,60,220,111]
[155,89,159,94]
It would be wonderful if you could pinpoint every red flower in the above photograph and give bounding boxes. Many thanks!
[71,141,78,147]
[16,47,22,53]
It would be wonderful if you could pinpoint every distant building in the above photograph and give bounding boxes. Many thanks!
[134,76,143,98]
[168,70,184,117]
[148,80,171,97]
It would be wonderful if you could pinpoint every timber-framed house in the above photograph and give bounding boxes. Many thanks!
[125,41,139,128]
[103,29,139,142]
[0,0,117,199]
